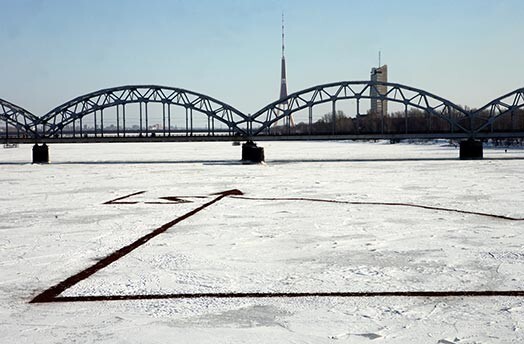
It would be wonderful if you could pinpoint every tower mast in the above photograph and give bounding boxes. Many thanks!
[279,12,288,100]
[279,12,294,126]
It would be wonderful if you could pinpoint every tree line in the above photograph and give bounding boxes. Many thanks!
[270,108,524,135]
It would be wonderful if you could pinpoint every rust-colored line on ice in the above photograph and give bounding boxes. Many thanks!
[30,189,243,303]
[233,196,524,221]
[103,191,146,205]
[48,290,524,303]
[32,190,522,305]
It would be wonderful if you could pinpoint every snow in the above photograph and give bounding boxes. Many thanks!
[1,141,523,343]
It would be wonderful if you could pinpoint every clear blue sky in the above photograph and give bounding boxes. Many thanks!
[1,0,523,115]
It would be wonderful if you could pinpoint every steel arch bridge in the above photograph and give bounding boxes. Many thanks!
[470,88,524,134]
[0,98,40,139]
[249,81,472,136]
[37,85,250,138]
[2,81,524,143]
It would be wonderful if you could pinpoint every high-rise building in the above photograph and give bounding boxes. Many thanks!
[370,65,388,115]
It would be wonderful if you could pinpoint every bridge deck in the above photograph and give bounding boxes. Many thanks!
[4,131,524,144]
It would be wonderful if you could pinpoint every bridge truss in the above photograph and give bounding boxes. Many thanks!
[1,82,524,142]
[471,88,524,135]
[249,81,472,136]
[0,98,40,140]
[38,85,249,139]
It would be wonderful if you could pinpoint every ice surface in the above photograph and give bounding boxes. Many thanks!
[1,141,523,343]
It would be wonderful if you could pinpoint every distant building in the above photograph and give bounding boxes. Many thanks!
[370,65,388,115]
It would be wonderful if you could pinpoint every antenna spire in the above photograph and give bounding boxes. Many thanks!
[282,12,285,58]
[278,12,293,126]
[379,50,381,67]
[279,12,288,101]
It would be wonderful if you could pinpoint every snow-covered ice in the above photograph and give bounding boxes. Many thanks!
[1,141,523,343]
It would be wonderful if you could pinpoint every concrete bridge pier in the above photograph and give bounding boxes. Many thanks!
[32,143,49,163]
[459,139,483,160]
[241,140,265,163]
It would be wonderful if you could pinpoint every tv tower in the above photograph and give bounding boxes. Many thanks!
[279,13,294,126]
[280,13,288,101]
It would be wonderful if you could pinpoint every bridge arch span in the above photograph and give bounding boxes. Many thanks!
[38,85,250,138]
[0,98,40,139]
[471,87,524,134]
[249,81,472,136]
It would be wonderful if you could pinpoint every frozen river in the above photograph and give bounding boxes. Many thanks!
[1,141,523,343]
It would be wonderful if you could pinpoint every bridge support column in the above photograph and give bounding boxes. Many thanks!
[459,139,483,160]
[241,140,264,163]
[32,143,49,164]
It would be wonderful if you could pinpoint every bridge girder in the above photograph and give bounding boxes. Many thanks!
[0,98,40,138]
[249,81,472,136]
[38,85,249,138]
